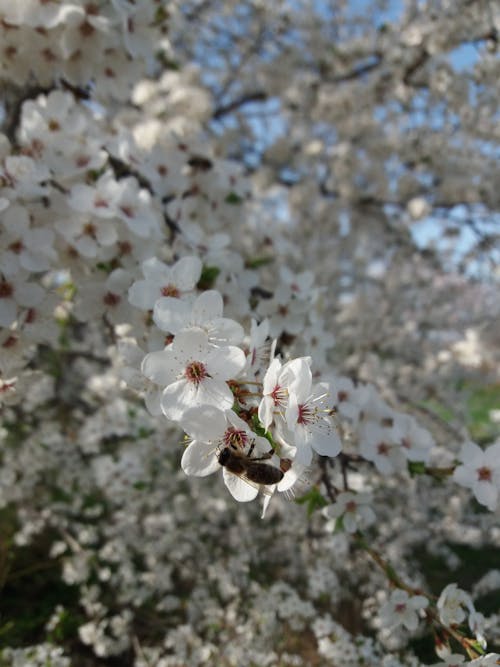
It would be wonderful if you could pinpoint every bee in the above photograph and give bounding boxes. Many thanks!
[187,155,213,171]
[218,442,284,488]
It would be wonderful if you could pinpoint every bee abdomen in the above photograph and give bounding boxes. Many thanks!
[246,462,284,485]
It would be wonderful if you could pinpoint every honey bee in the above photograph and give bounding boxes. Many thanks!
[187,155,213,171]
[218,443,284,489]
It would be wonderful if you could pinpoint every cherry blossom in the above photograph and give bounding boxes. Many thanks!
[128,255,202,311]
[141,329,245,421]
[379,589,428,632]
[453,441,500,511]
[153,289,244,345]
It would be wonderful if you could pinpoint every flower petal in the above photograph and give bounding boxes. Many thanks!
[181,441,220,477]
[222,468,259,502]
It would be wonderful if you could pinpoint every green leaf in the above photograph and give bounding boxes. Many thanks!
[133,481,148,491]
[295,486,328,516]
[245,256,274,269]
[408,461,427,476]
[197,265,220,290]
[225,192,243,205]
[95,261,113,273]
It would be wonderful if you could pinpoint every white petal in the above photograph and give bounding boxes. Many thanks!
[453,464,474,489]
[195,377,235,411]
[459,441,483,465]
[0,299,17,326]
[154,297,190,333]
[205,345,246,380]
[128,281,160,309]
[223,468,259,502]
[141,349,177,386]
[141,257,170,283]
[15,282,45,307]
[209,317,244,345]
[343,513,358,534]
[403,612,419,632]
[171,255,202,290]
[181,441,220,477]
[144,388,162,416]
[312,429,342,458]
[192,290,223,324]
[161,380,197,421]
[474,481,498,510]
[485,442,500,466]
[180,405,227,441]
[172,328,209,359]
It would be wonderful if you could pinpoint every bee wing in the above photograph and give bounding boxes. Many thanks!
[222,467,275,500]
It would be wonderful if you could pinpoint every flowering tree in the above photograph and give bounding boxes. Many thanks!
[0,1,499,666]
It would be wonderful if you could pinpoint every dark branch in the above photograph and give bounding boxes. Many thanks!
[213,91,267,119]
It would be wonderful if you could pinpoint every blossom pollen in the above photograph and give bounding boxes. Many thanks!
[270,385,286,406]
[161,284,180,298]
[377,442,390,456]
[395,603,407,613]
[76,155,91,168]
[184,360,208,385]
[297,403,313,425]
[2,335,17,348]
[8,240,23,254]
[223,427,249,450]
[0,280,13,298]
[79,22,95,38]
[85,3,100,15]
[118,241,132,256]
[120,205,134,218]
[477,466,492,481]
[278,305,289,317]
[83,223,97,238]
[103,292,121,306]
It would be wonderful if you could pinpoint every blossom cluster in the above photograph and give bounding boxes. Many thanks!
[0,0,499,665]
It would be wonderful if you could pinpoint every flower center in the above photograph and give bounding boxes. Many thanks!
[83,222,97,238]
[477,466,492,482]
[9,240,23,254]
[24,308,37,324]
[103,292,121,307]
[224,426,248,450]
[377,442,390,456]
[184,361,208,386]
[270,384,286,406]
[395,603,406,614]
[118,241,132,256]
[297,403,313,425]
[0,280,13,298]
[161,284,180,298]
